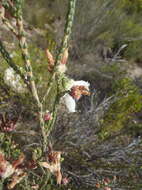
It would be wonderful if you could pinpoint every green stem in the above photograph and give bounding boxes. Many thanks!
[0,40,28,86]
[42,0,77,103]
[45,0,77,136]
[46,103,58,138]
[0,5,18,37]
[16,17,41,106]
[38,104,47,153]
[14,0,47,153]
[56,0,77,65]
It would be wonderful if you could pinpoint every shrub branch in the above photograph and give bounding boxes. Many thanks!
[42,0,77,103]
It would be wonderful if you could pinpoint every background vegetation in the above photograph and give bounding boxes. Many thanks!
[0,0,142,189]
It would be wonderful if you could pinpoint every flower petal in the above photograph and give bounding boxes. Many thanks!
[61,49,68,65]
[73,80,90,90]
[62,94,76,112]
[65,80,90,91]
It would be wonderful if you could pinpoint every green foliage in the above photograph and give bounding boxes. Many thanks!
[0,133,21,159]
[99,78,142,140]
[127,122,142,136]
[1,0,24,18]
[124,40,142,62]
[73,0,142,62]
[0,44,58,116]
[24,0,67,29]
[101,63,126,78]
[122,0,142,15]
[97,31,114,47]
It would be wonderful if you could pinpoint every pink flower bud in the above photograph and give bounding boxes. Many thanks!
[45,49,55,72]
[104,187,111,190]
[43,112,52,121]
[61,49,68,65]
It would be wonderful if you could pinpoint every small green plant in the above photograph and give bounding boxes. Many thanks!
[99,78,142,140]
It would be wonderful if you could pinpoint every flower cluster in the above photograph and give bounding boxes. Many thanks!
[43,111,52,121]
[0,113,18,132]
[0,152,27,189]
[46,48,68,73]
[40,144,62,185]
[62,80,90,112]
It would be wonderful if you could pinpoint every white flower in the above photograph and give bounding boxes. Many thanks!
[72,80,90,90]
[62,80,90,112]
[65,80,90,91]
[4,67,26,93]
[62,93,76,113]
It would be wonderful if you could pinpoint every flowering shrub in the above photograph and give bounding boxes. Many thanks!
[0,0,91,189]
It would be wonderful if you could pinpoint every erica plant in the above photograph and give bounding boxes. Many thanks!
[0,0,90,188]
